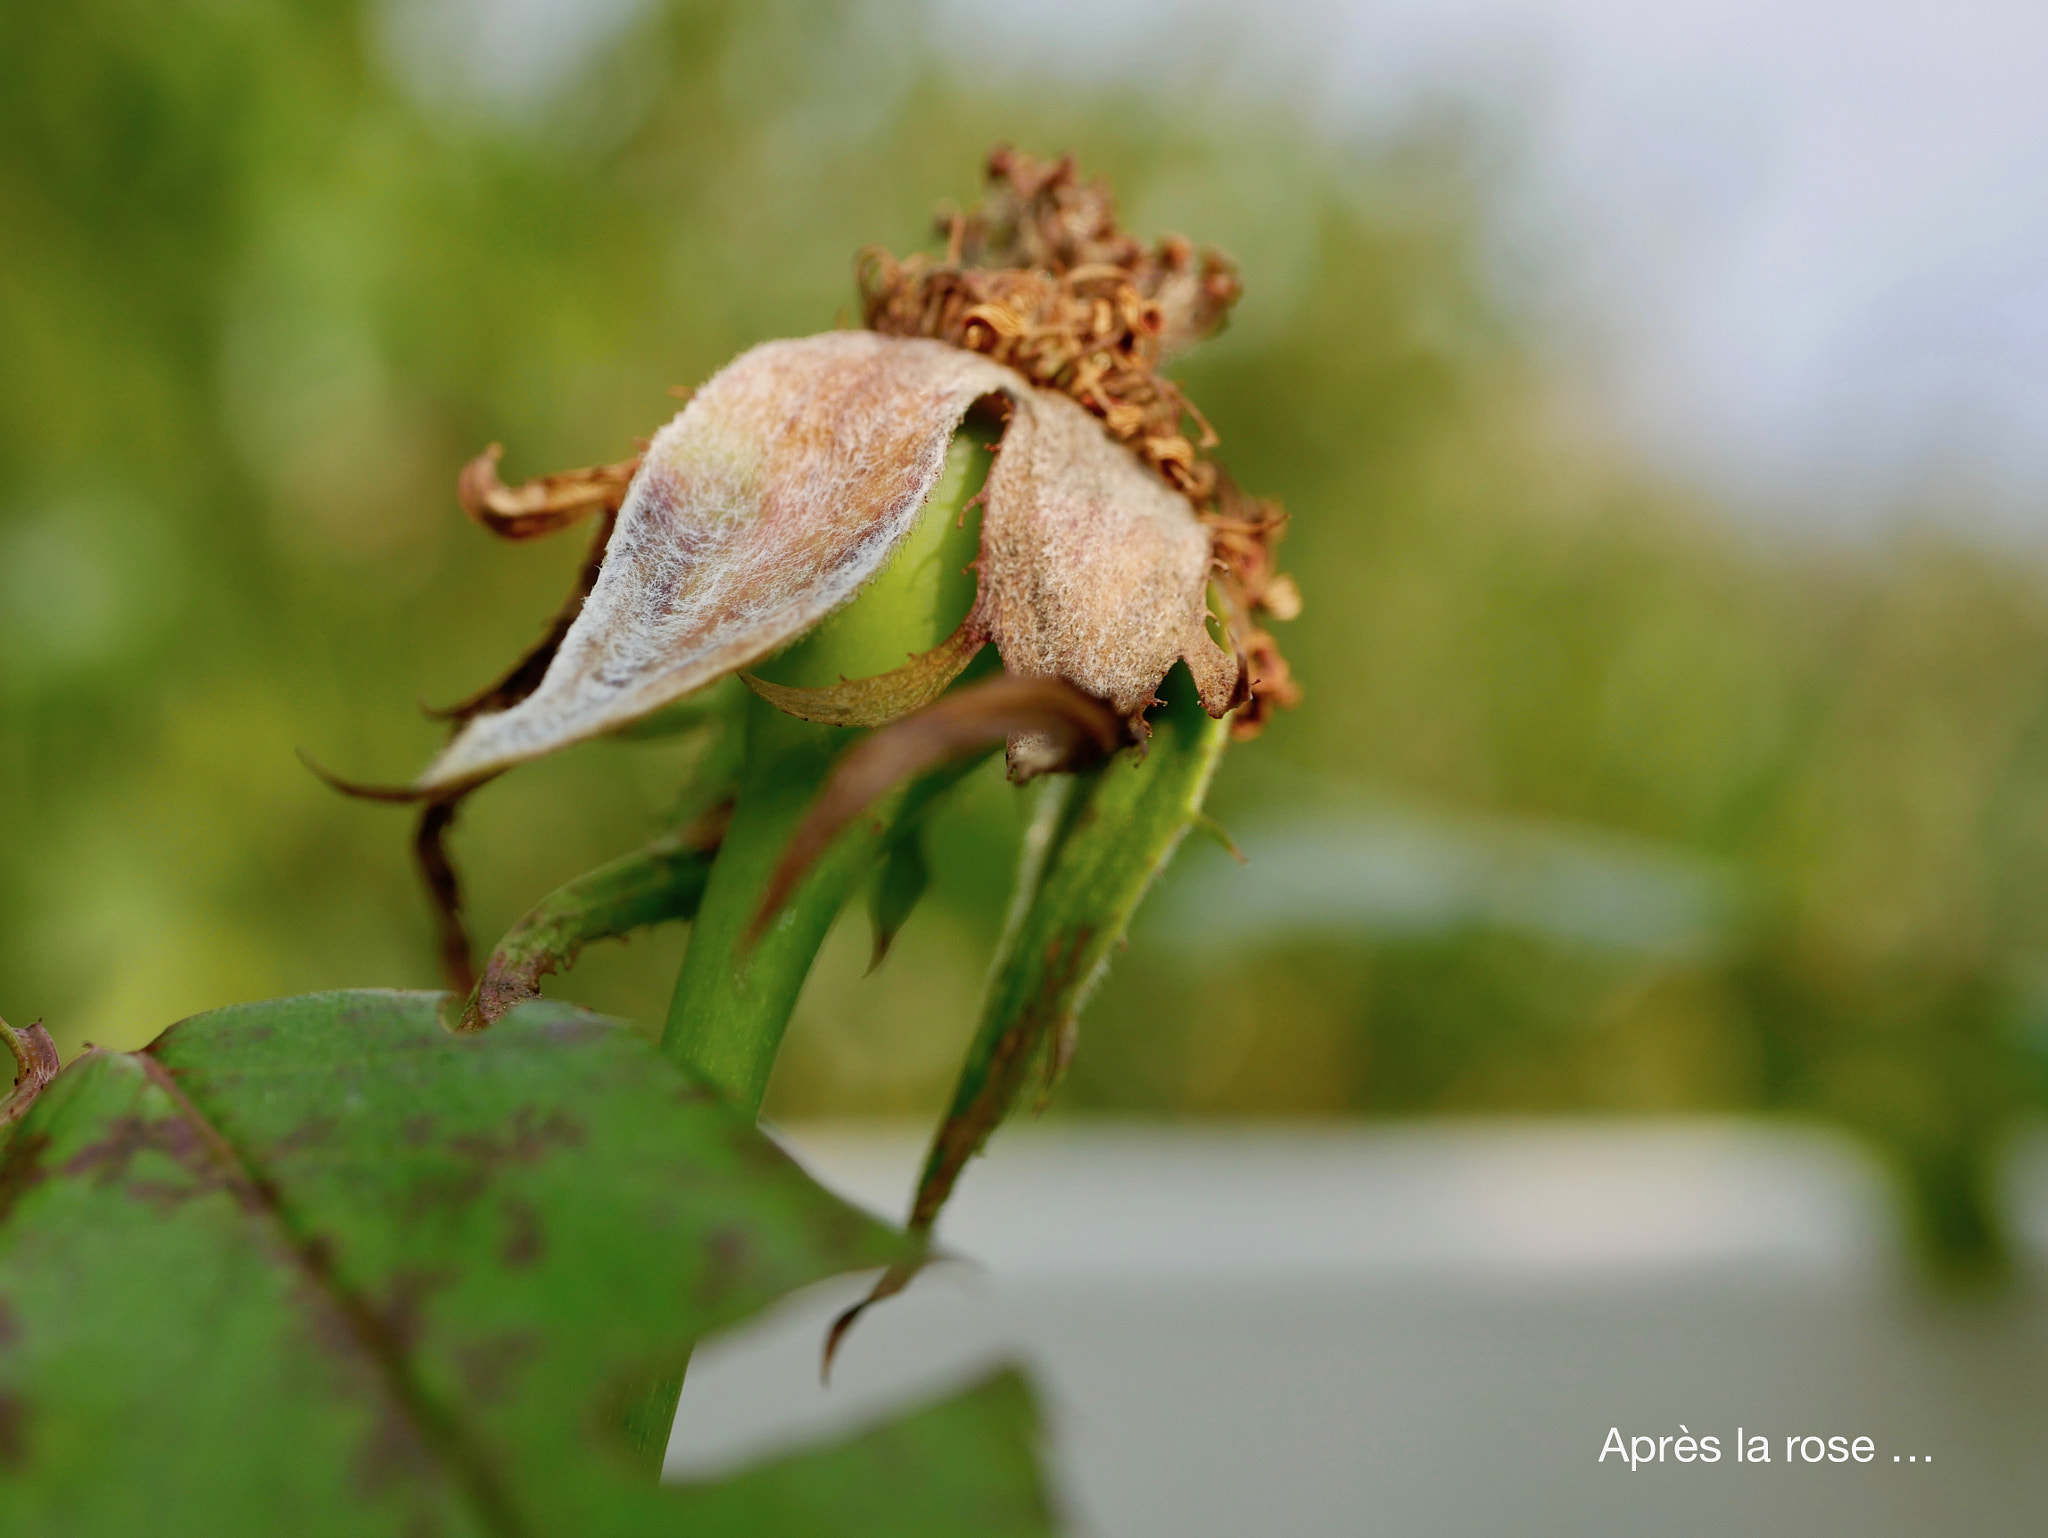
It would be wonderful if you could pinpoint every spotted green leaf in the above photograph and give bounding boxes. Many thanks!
[0,991,1052,1537]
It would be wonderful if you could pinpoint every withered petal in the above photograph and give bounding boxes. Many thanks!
[973,381,1240,727]
[416,331,1238,792]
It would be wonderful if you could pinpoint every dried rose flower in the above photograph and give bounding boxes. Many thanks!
[323,151,1305,1367]
[412,148,1297,797]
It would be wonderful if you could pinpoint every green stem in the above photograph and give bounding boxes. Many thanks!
[630,426,993,1476]
[659,423,992,1113]
[657,701,858,1108]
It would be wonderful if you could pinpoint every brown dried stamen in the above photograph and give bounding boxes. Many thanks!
[860,148,1236,503]
[1203,473,1301,738]
[860,146,1300,735]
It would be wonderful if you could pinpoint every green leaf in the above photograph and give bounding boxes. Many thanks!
[0,991,1053,1537]
[671,1367,1049,1538]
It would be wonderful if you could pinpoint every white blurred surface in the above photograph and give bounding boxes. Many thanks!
[667,1122,2048,1536]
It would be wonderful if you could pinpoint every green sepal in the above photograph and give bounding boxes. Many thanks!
[912,666,1230,1234]
[868,824,933,974]
[462,812,728,1031]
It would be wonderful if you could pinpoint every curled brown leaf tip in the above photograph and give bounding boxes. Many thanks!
[861,146,1300,738]
[459,801,731,1033]
[748,674,1123,947]
[821,1259,926,1383]
[457,444,641,541]
[742,622,987,728]
[297,748,431,804]
[0,1015,60,1126]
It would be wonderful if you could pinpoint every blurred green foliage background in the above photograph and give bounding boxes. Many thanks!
[5,0,2046,1274]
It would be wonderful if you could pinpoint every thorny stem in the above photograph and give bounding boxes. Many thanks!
[659,425,992,1111]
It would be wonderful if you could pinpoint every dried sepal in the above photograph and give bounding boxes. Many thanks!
[976,381,1241,735]
[746,674,1123,947]
[310,469,635,987]
[457,444,641,540]
[1,1015,60,1128]
[418,334,998,790]
[433,440,642,722]
[415,332,1238,793]
[741,620,986,728]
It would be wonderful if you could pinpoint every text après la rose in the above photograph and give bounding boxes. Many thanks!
[1598,1428,1916,1471]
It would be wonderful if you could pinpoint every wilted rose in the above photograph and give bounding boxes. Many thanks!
[418,149,1296,795]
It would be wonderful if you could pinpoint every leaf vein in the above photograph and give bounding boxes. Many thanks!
[135,1054,530,1538]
